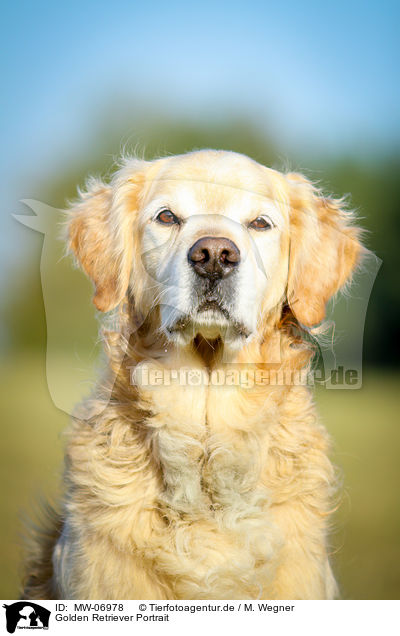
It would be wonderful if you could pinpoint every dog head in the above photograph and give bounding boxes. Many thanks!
[68,150,363,351]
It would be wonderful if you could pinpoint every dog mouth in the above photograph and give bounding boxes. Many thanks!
[167,298,251,339]
[197,299,231,319]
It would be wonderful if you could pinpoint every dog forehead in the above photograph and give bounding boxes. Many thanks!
[142,151,283,220]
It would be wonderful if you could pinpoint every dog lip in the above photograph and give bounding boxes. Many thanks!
[166,301,251,339]
[197,299,226,313]
[167,315,191,333]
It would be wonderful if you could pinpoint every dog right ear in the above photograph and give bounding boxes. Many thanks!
[286,172,364,327]
[68,176,136,312]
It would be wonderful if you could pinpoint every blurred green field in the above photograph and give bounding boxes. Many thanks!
[0,354,399,599]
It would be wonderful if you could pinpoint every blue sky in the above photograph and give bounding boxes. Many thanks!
[1,0,399,283]
[3,0,399,168]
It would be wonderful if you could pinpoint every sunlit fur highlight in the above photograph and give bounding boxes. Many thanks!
[21,150,363,600]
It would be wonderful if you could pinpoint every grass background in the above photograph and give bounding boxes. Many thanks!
[1,353,398,599]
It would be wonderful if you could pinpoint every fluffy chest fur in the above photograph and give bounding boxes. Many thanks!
[57,347,334,600]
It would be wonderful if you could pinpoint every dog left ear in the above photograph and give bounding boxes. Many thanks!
[286,173,364,327]
[68,161,149,312]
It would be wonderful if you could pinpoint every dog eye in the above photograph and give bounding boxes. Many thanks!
[248,215,274,231]
[155,209,181,225]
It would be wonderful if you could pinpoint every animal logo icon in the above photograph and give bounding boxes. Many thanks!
[3,602,50,633]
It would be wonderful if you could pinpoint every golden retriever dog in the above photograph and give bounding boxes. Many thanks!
[22,149,363,600]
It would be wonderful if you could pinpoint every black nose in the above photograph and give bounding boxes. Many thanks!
[188,236,240,279]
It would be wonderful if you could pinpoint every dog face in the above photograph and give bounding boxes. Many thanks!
[68,150,362,350]
[136,151,290,348]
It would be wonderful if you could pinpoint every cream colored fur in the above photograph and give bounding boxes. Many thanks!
[22,150,363,600]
